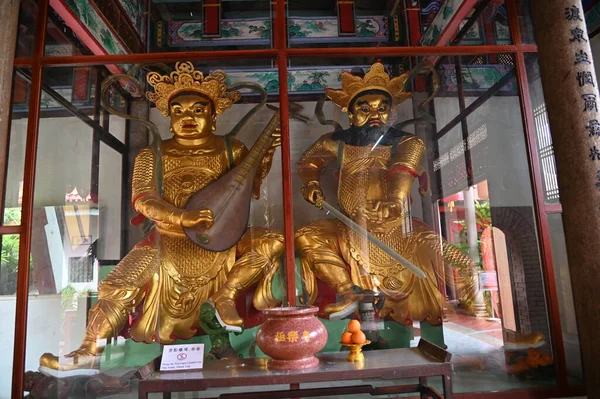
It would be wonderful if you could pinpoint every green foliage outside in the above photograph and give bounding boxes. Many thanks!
[451,200,493,314]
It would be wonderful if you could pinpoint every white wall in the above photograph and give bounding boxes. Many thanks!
[0,295,87,397]
[434,95,535,208]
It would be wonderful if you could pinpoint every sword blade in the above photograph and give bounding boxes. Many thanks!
[321,201,426,279]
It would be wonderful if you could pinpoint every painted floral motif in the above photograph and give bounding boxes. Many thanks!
[441,65,516,92]
[170,16,386,46]
[494,21,511,44]
[172,19,271,45]
[45,44,73,57]
[420,0,464,45]
[226,67,361,94]
[228,72,293,93]
[459,19,483,44]
[420,1,442,15]
[119,0,146,43]
[178,23,204,40]
[293,71,331,91]
[356,19,380,37]
[64,0,127,55]
[40,88,73,109]
[289,17,384,39]
[249,21,271,39]
[288,20,330,38]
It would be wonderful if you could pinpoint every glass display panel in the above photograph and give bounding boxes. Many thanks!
[5,0,583,395]
[0,234,19,396]
[547,213,583,384]
[525,54,561,204]
[290,55,556,393]
[16,0,38,58]
[2,71,31,226]
[22,61,286,398]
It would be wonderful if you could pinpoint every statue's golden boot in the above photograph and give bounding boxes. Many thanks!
[39,341,101,377]
[39,299,126,376]
[211,285,244,333]
[324,282,362,320]
[504,330,545,348]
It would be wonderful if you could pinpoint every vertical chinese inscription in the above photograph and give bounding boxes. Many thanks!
[582,94,598,112]
[575,49,591,65]
[576,71,595,87]
[565,5,584,21]
[565,4,600,171]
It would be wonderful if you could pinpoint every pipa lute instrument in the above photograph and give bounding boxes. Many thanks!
[183,111,280,252]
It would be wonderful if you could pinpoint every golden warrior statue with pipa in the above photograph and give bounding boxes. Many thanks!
[296,62,471,326]
[40,62,284,373]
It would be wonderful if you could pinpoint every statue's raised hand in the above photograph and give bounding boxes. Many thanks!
[301,180,324,208]
[180,209,214,229]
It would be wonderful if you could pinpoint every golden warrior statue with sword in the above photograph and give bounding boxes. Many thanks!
[40,62,284,373]
[296,62,471,326]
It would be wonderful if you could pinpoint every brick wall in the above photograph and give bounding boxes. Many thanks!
[491,206,551,346]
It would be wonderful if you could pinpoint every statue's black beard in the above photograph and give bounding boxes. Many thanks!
[341,124,397,146]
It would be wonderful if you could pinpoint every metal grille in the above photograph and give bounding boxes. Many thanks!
[498,53,514,66]
[68,256,94,283]
[533,104,560,202]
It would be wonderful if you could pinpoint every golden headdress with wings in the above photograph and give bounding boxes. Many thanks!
[326,62,413,112]
[146,61,241,116]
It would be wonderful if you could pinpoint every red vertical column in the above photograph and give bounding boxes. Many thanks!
[73,67,90,102]
[203,0,222,37]
[337,0,356,36]
[12,0,49,397]
[274,0,295,306]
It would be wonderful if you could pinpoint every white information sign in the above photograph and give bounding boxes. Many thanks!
[160,344,205,371]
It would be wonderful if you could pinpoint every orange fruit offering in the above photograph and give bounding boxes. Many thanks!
[347,319,361,333]
[341,331,353,344]
[352,330,367,344]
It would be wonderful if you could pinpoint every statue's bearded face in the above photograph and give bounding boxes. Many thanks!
[348,92,391,128]
[169,93,216,137]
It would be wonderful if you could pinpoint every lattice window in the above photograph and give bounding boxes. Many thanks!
[533,104,560,202]
[498,53,514,66]
[68,256,94,283]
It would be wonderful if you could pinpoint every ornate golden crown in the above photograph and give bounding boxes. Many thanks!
[326,62,413,112]
[146,61,241,116]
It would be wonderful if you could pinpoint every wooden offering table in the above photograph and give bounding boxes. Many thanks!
[138,339,453,399]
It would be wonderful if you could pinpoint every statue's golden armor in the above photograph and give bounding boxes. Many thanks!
[296,63,469,325]
[40,62,283,372]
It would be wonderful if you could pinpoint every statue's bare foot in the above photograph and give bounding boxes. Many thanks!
[39,343,102,377]
[211,299,243,333]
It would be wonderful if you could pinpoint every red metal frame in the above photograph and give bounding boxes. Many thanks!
[0,225,22,235]
[49,0,124,74]
[507,0,568,389]
[545,203,563,213]
[11,0,48,396]
[8,0,578,396]
[274,0,296,307]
